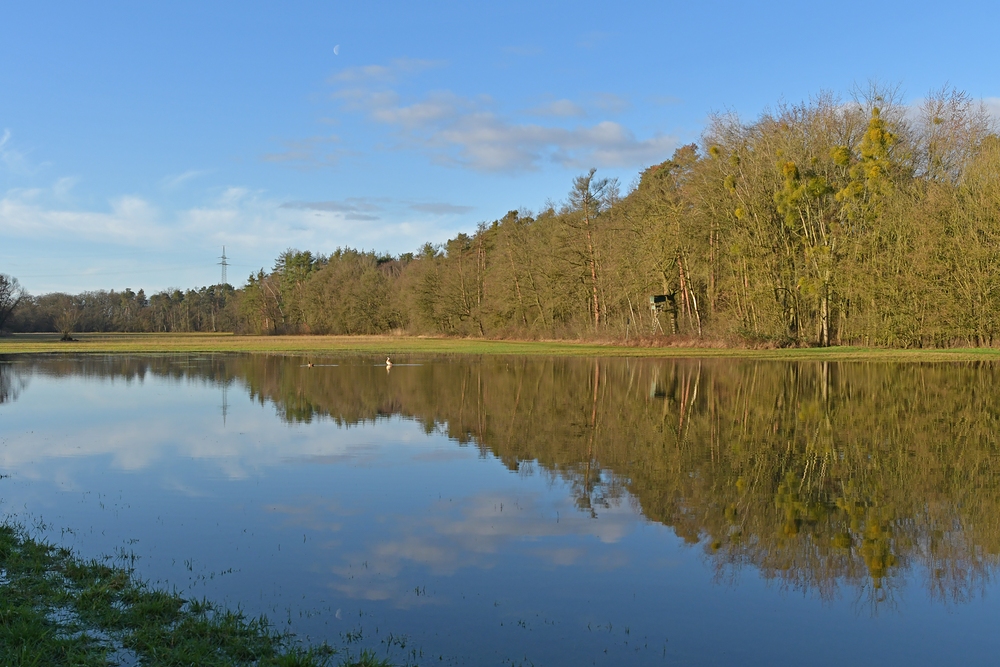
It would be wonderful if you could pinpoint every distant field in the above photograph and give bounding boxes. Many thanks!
[3,332,1000,361]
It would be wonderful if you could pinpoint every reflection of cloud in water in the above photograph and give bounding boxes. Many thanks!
[280,444,381,467]
[409,448,476,463]
[0,421,157,471]
[3,363,643,610]
[161,476,211,498]
[269,490,637,607]
[331,578,442,606]
[0,407,410,486]
[264,497,348,533]
[0,416,237,473]
[434,492,631,547]
[530,546,586,566]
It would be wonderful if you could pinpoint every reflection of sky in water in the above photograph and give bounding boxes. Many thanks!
[2,359,1000,666]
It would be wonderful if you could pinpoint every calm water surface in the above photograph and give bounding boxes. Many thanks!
[1,354,999,665]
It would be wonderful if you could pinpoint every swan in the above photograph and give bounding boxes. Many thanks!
[385,356,393,368]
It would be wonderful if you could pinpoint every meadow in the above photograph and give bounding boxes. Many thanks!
[4,332,1000,362]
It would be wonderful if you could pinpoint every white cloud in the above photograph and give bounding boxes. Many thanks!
[323,59,678,173]
[439,113,676,171]
[408,202,473,215]
[984,97,1000,123]
[527,99,586,118]
[647,94,682,107]
[280,198,382,221]
[160,169,210,190]
[337,85,677,172]
[260,135,343,170]
[370,91,466,128]
[0,129,47,176]
[0,191,166,246]
[174,188,457,255]
[52,176,79,200]
[0,183,447,270]
[592,92,631,115]
[276,196,473,229]
[329,58,443,84]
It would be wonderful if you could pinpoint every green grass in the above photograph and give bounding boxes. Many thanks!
[0,523,390,667]
[3,331,1000,361]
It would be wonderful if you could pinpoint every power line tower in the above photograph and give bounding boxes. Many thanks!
[220,375,229,427]
[218,246,229,286]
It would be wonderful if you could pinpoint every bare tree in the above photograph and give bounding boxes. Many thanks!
[0,274,26,331]
[566,169,610,330]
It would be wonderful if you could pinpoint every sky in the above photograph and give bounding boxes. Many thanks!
[2,0,999,294]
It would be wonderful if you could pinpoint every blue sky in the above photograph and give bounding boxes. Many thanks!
[2,1,998,294]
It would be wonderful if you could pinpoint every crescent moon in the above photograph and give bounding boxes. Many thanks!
[334,44,340,56]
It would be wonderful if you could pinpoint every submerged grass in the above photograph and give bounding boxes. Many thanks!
[3,332,1000,362]
[0,523,390,667]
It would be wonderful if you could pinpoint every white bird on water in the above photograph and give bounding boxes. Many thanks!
[385,356,393,368]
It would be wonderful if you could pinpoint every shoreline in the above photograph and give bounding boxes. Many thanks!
[0,522,392,667]
[3,332,1000,361]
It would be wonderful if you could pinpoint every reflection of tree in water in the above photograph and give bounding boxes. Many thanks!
[0,361,29,404]
[10,354,1000,608]
[233,355,1000,609]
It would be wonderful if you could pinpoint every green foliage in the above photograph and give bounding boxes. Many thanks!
[0,524,340,666]
[12,284,237,334]
[340,649,393,667]
[303,249,402,335]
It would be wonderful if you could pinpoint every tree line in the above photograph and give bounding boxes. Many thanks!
[4,283,237,335]
[4,86,999,347]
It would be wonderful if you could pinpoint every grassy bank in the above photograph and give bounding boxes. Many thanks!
[3,332,1000,361]
[0,523,389,667]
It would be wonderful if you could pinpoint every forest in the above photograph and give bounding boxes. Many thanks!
[4,86,1000,348]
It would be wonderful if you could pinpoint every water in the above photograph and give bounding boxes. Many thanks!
[2,353,1000,665]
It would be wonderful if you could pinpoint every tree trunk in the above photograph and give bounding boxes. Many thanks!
[820,282,830,347]
[586,226,600,330]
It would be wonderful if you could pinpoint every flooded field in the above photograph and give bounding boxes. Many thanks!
[2,353,1000,666]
